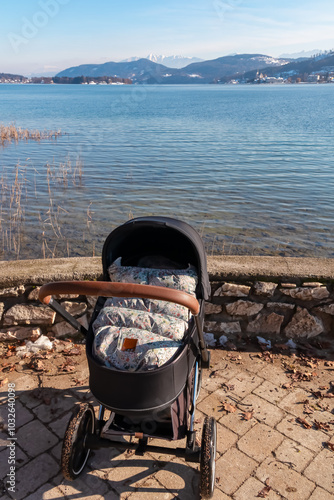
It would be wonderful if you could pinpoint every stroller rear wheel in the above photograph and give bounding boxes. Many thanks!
[200,416,217,499]
[61,403,95,480]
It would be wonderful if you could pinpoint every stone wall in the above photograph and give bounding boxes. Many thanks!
[0,256,333,344]
[206,280,334,344]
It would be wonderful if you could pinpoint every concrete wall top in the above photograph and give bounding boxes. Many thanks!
[1,255,334,287]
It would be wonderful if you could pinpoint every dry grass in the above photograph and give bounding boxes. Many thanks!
[0,123,62,147]
[0,155,88,260]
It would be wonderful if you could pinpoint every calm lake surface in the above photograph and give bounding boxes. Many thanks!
[0,83,334,260]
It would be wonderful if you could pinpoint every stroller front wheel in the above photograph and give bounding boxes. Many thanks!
[61,402,95,480]
[200,416,217,499]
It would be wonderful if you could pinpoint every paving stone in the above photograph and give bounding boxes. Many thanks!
[13,453,59,500]
[234,476,281,499]
[13,374,38,394]
[304,449,334,494]
[154,457,200,499]
[18,391,44,409]
[240,393,285,427]
[224,371,263,398]
[128,475,175,499]
[205,486,230,499]
[192,413,237,456]
[24,483,64,500]
[50,441,62,463]
[197,392,226,421]
[31,392,76,423]
[147,436,187,462]
[12,400,34,429]
[104,457,166,498]
[202,372,229,393]
[257,363,291,386]
[58,469,110,498]
[273,438,314,473]
[0,431,8,446]
[309,486,334,500]
[15,419,58,457]
[0,446,28,480]
[219,409,256,436]
[48,411,72,438]
[215,422,238,455]
[256,457,316,499]
[278,388,334,428]
[253,380,288,404]
[215,448,257,495]
[238,423,284,462]
[278,388,313,417]
[277,416,325,452]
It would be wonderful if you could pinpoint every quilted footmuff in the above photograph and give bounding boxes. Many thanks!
[92,259,198,372]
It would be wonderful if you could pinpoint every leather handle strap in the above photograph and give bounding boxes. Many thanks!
[39,281,200,316]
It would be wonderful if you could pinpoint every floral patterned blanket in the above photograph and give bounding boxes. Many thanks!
[92,259,198,372]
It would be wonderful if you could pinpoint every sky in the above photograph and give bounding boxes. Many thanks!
[1,0,334,76]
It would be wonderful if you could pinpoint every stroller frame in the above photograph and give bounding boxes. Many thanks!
[39,217,217,499]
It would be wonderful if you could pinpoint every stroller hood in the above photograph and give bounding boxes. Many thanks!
[102,216,211,300]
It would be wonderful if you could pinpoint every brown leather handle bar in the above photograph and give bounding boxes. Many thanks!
[39,281,200,316]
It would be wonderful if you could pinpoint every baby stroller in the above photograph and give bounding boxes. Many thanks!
[39,216,217,499]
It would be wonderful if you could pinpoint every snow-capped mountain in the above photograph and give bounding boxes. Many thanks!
[279,49,323,59]
[145,54,203,68]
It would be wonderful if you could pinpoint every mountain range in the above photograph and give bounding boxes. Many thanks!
[56,53,293,84]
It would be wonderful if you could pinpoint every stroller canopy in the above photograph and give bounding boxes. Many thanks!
[102,216,211,300]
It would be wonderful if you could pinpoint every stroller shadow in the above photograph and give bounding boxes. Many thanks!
[5,383,200,499]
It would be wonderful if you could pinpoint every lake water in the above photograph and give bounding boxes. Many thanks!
[0,83,334,260]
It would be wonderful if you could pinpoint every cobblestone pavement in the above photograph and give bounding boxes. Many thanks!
[0,344,333,499]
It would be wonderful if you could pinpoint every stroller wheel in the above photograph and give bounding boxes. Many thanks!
[61,403,95,480]
[200,416,217,499]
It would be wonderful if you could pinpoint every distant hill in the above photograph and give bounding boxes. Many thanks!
[56,53,290,84]
[242,51,334,81]
[0,72,27,82]
[56,58,179,83]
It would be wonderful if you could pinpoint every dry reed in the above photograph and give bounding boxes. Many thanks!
[0,154,88,260]
[0,123,62,148]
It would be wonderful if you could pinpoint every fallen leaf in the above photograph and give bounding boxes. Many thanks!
[311,390,323,399]
[282,382,292,389]
[257,485,271,497]
[0,377,8,388]
[303,404,314,415]
[242,410,254,421]
[63,348,81,356]
[314,420,330,431]
[1,363,16,373]
[222,401,236,413]
[27,359,46,372]
[326,442,334,451]
[222,382,235,391]
[296,417,312,429]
